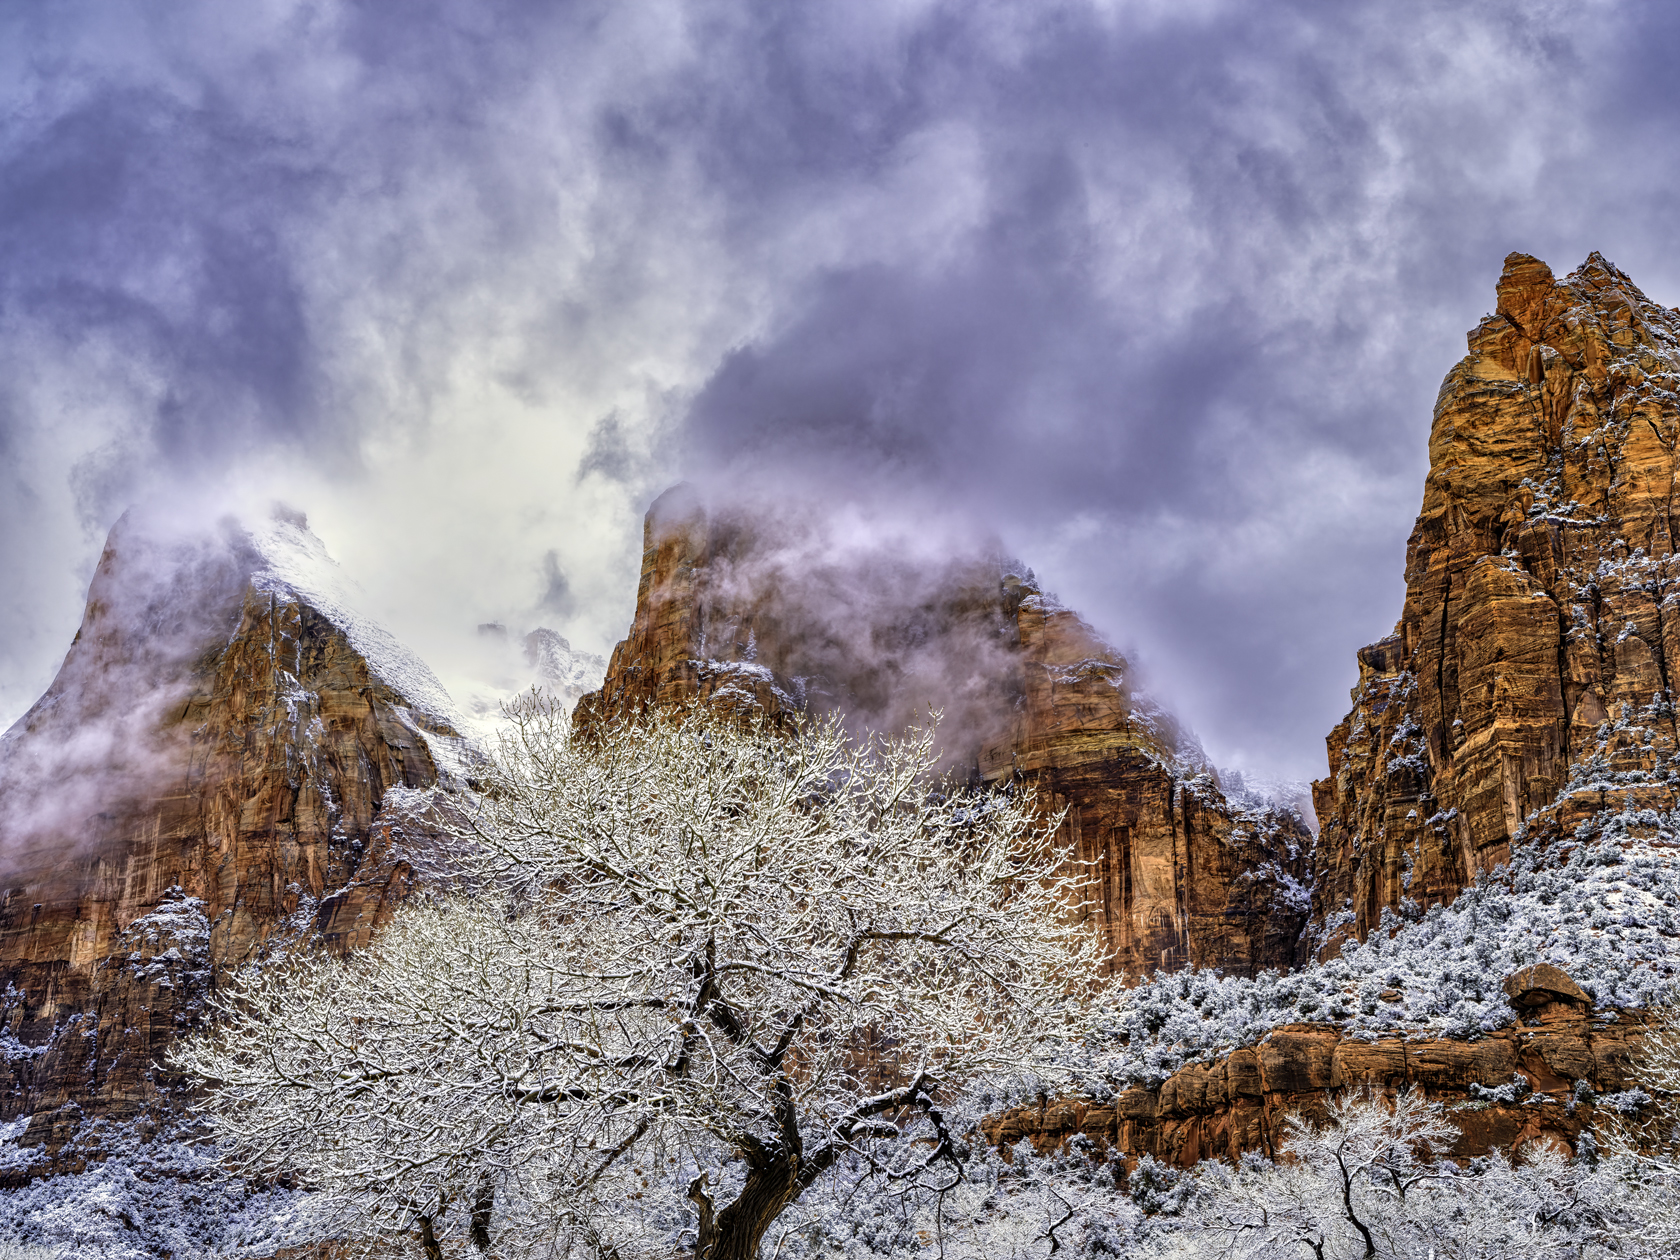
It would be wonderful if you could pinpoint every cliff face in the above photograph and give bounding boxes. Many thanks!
[985,598,1312,978]
[0,511,464,1171]
[1313,252,1680,946]
[577,489,1313,979]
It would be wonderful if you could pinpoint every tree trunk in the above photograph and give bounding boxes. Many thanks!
[693,1159,799,1260]
[470,1175,495,1253]
[417,1213,444,1260]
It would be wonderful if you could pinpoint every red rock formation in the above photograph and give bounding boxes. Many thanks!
[987,255,1680,1175]
[1313,252,1680,946]
[0,511,464,1173]
[985,974,1645,1170]
[577,488,1313,979]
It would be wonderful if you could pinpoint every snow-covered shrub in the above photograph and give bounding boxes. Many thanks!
[1465,1075,1530,1106]
[1127,1154,1190,1216]
[0,1119,309,1259]
[1079,809,1680,1090]
[1147,1089,1626,1259]
[769,1096,1142,1260]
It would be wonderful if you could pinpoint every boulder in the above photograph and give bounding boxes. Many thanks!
[1504,964,1592,1009]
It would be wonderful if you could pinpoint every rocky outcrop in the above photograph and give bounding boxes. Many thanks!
[985,976,1644,1169]
[1313,252,1680,946]
[0,510,465,1173]
[522,629,606,709]
[577,488,1313,979]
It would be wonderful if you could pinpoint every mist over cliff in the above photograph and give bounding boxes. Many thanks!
[8,3,1680,780]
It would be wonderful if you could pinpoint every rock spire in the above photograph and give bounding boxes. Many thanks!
[1314,252,1680,947]
[0,509,466,1173]
[576,488,1314,979]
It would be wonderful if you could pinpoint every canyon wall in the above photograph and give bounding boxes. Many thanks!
[0,512,464,1174]
[577,489,1313,979]
[1313,252,1680,947]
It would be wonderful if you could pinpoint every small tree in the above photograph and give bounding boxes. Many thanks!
[178,702,1106,1258]
[1153,1089,1457,1259]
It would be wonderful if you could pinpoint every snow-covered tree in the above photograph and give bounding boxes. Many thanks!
[1150,1088,1629,1259]
[766,1119,1141,1260]
[177,701,1106,1259]
[1581,1001,1680,1255]
[1153,1089,1458,1259]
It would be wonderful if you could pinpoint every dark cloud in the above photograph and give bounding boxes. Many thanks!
[0,86,323,465]
[676,0,1680,774]
[3,0,1679,780]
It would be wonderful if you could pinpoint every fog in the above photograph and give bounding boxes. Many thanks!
[5,0,1680,781]
[0,509,257,875]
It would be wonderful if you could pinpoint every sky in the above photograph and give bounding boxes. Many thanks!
[4,0,1680,783]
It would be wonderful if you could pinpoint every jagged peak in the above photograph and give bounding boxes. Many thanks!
[40,506,461,731]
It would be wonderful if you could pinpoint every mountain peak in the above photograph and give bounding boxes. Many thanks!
[578,488,1313,980]
[0,506,467,1172]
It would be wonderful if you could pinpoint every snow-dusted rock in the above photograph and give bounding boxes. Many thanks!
[1505,963,1592,1009]
[986,993,1653,1172]
[0,507,470,1173]
[1315,251,1680,948]
[575,486,1314,980]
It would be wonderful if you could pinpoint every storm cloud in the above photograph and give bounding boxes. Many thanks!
[4,0,1680,780]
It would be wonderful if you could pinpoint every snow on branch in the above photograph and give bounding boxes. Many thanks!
[175,702,1107,1259]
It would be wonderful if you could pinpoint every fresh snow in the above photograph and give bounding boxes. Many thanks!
[246,518,463,731]
[0,1118,310,1258]
[1079,806,1680,1092]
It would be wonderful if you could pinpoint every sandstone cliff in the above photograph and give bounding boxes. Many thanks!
[1313,252,1680,947]
[0,510,466,1174]
[577,488,1313,979]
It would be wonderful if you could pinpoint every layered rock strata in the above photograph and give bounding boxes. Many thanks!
[577,488,1313,979]
[1314,252,1680,945]
[986,968,1645,1170]
[0,511,464,1172]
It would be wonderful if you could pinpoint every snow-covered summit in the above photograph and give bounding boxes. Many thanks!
[246,512,461,730]
[0,502,474,1174]
[1218,767,1316,827]
[523,627,607,706]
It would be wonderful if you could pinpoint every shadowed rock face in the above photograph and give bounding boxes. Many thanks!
[576,489,1314,980]
[0,512,464,1173]
[1313,252,1680,949]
